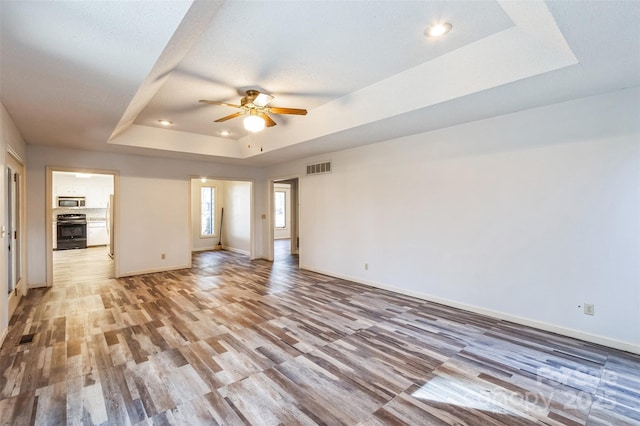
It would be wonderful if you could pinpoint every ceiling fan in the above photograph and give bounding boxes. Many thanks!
[199,89,307,132]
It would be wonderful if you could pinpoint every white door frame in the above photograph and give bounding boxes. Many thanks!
[269,176,300,261]
[6,152,25,318]
[46,166,120,286]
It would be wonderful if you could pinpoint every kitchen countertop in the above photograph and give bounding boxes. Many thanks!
[53,207,107,221]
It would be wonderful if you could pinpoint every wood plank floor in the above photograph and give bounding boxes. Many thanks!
[1,248,639,425]
[274,238,294,262]
[53,246,115,283]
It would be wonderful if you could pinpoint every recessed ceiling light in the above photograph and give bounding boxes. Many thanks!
[219,130,231,137]
[158,119,173,126]
[425,22,452,38]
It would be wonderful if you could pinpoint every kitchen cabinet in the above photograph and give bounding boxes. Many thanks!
[87,221,108,246]
[85,182,112,208]
[53,172,113,208]
[56,183,88,197]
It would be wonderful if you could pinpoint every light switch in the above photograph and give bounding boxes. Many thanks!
[1,225,5,238]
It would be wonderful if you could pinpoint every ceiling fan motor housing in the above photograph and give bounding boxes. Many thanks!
[241,90,260,107]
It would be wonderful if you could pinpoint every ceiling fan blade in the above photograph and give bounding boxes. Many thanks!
[267,107,308,116]
[259,112,277,127]
[214,112,244,122]
[199,99,243,109]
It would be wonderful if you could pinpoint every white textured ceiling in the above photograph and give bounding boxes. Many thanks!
[1,0,638,166]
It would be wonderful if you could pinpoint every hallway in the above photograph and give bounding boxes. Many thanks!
[274,238,298,267]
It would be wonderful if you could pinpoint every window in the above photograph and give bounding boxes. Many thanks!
[201,186,216,236]
[275,191,286,228]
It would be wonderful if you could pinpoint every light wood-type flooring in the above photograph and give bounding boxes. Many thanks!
[53,245,115,283]
[1,246,639,425]
[274,238,294,262]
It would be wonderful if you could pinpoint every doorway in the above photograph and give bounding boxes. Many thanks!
[46,167,118,286]
[190,178,254,258]
[6,153,25,318]
[272,177,299,264]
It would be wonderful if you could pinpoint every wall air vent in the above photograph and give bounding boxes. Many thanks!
[306,161,332,176]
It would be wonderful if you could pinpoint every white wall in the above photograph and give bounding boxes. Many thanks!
[222,181,252,254]
[274,183,291,239]
[26,145,261,283]
[1,103,27,342]
[253,179,270,258]
[264,87,640,353]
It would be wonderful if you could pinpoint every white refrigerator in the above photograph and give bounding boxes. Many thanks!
[107,194,114,258]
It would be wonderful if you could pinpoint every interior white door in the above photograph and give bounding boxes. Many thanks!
[6,154,23,317]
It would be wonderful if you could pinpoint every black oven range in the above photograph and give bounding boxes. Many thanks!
[56,213,87,250]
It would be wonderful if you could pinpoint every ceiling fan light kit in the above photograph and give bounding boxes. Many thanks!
[199,89,308,134]
[244,111,266,133]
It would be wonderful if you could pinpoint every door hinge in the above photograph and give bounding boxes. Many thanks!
[13,173,17,182]
[14,231,17,239]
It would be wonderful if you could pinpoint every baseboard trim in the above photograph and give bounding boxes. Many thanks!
[300,264,640,355]
[0,328,7,348]
[195,246,248,255]
[222,246,250,256]
[192,246,220,252]
[28,282,48,289]
[118,264,191,278]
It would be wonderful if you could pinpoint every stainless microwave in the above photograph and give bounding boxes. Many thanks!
[57,196,86,208]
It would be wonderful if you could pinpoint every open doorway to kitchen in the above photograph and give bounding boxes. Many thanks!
[46,167,118,287]
[190,178,254,258]
[271,177,299,265]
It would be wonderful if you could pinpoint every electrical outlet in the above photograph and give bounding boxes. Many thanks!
[584,303,594,316]
[161,253,166,260]
[364,263,368,270]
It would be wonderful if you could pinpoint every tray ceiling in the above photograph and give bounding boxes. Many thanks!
[1,1,638,166]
